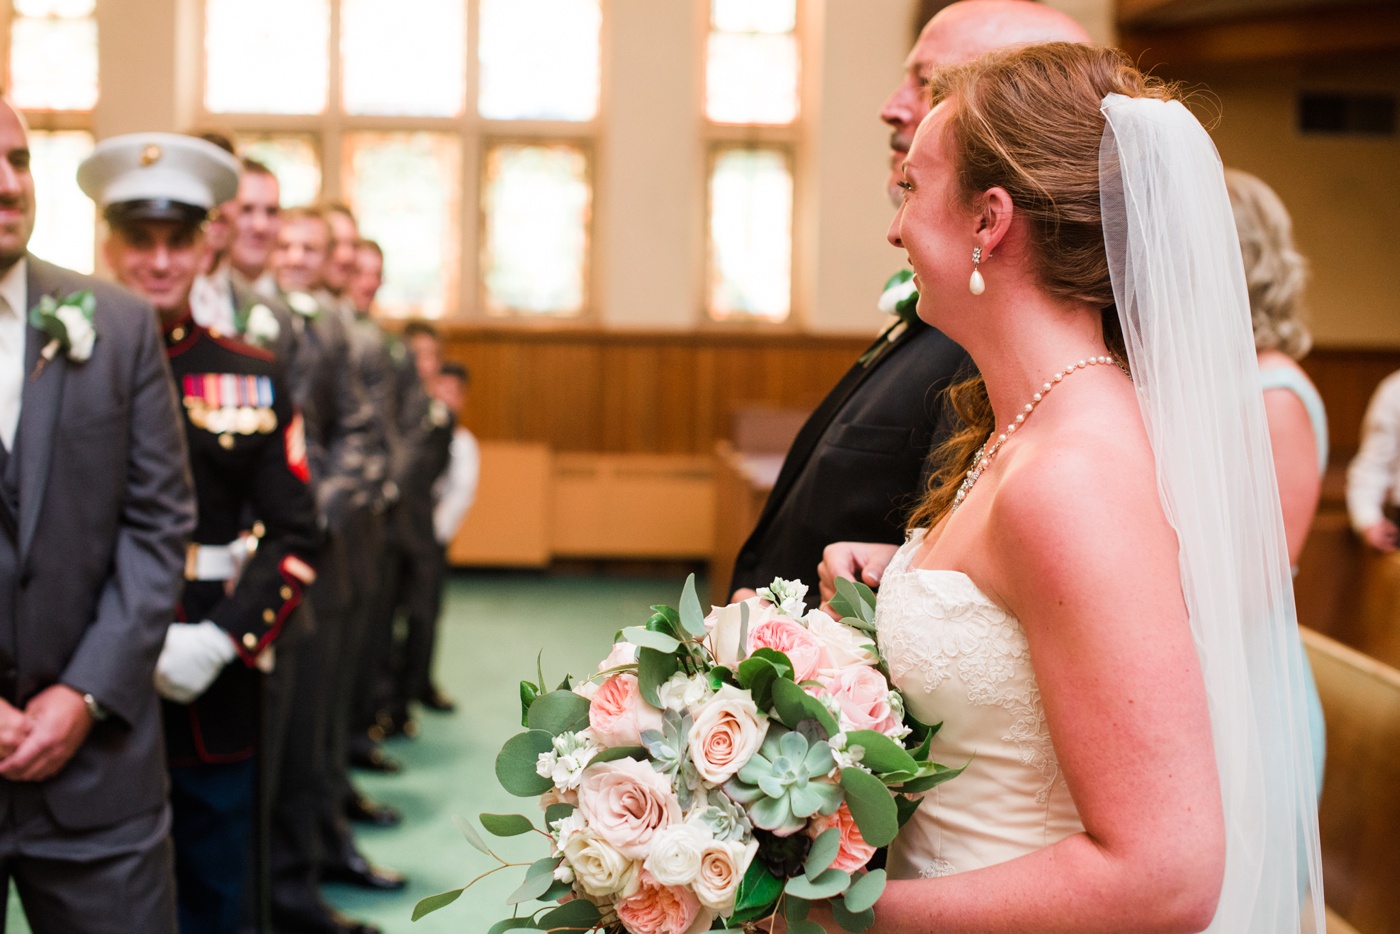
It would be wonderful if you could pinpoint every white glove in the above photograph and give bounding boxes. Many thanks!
[155,621,238,704]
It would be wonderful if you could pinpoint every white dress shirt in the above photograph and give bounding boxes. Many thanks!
[432,427,480,545]
[191,266,236,335]
[0,257,29,451]
[1347,369,1400,534]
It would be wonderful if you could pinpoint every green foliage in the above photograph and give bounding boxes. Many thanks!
[727,728,842,836]
[588,744,647,765]
[770,676,838,736]
[518,681,540,729]
[828,578,877,633]
[496,730,556,797]
[622,626,681,654]
[831,895,877,932]
[452,814,492,857]
[411,887,464,921]
[730,859,783,923]
[787,921,827,934]
[637,646,679,708]
[486,920,542,934]
[784,868,851,900]
[543,802,576,828]
[525,690,590,737]
[479,813,535,837]
[896,760,968,795]
[843,730,919,778]
[894,794,923,828]
[736,649,794,711]
[678,573,708,637]
[803,827,841,879]
[506,857,561,905]
[839,767,898,847]
[537,899,602,930]
[843,869,887,913]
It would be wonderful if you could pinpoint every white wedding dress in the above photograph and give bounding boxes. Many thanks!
[877,529,1084,879]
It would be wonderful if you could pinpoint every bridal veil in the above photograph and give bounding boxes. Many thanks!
[1100,92,1325,933]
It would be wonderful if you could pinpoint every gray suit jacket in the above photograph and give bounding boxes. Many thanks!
[0,255,194,835]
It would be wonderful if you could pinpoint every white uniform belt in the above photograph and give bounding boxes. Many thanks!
[186,541,244,581]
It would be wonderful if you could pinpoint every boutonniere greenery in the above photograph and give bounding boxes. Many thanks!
[235,300,281,347]
[29,289,97,381]
[858,270,920,368]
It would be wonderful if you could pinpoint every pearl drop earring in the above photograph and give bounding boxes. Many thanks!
[969,247,986,296]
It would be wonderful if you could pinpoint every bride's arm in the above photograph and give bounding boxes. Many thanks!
[864,439,1225,934]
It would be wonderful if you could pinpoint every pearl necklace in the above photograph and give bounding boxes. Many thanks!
[950,354,1128,513]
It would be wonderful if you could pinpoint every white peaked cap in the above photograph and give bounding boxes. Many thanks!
[77,132,241,215]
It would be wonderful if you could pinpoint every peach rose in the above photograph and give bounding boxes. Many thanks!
[809,803,877,874]
[692,838,758,914]
[704,597,780,669]
[687,684,768,785]
[819,665,900,734]
[577,758,681,859]
[615,870,712,934]
[748,618,825,682]
[589,674,665,748]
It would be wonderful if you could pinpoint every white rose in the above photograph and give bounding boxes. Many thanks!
[245,303,280,344]
[692,839,758,914]
[804,609,879,672]
[705,598,780,669]
[877,274,917,314]
[655,672,712,713]
[563,828,640,899]
[687,684,767,785]
[574,680,600,701]
[54,305,96,361]
[598,641,639,674]
[641,821,710,886]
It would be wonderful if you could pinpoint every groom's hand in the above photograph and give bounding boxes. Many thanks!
[0,685,93,781]
[818,541,899,605]
[0,697,32,759]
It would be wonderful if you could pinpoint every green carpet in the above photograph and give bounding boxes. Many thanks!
[5,568,701,933]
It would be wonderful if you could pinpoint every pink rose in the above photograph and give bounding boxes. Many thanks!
[599,641,640,673]
[748,618,825,682]
[820,665,899,734]
[615,870,712,934]
[809,803,877,874]
[687,684,767,784]
[577,758,681,859]
[589,674,665,748]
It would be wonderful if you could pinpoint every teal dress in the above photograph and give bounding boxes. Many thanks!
[1260,366,1328,796]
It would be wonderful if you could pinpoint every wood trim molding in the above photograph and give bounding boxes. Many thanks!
[1119,6,1400,66]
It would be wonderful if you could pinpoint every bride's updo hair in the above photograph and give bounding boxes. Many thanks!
[911,42,1177,528]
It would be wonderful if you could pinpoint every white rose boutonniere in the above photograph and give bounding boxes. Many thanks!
[238,302,281,347]
[29,289,97,380]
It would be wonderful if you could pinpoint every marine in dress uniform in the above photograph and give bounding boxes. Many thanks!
[79,133,319,934]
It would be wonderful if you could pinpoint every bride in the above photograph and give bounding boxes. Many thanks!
[812,42,1323,933]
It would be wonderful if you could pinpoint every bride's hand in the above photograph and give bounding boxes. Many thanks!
[818,542,899,605]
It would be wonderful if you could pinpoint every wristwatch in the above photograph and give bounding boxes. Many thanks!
[82,692,108,722]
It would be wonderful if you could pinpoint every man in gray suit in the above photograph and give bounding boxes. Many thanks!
[0,100,194,931]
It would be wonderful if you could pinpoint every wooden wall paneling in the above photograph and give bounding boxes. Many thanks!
[447,441,553,567]
[1302,347,1400,460]
[552,453,715,558]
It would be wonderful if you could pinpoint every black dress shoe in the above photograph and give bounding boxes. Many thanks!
[273,903,383,934]
[346,793,401,827]
[419,686,456,713]
[349,746,402,774]
[321,853,407,891]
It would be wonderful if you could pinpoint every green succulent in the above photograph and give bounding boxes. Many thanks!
[724,725,842,836]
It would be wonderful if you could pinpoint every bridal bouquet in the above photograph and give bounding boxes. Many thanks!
[416,577,961,933]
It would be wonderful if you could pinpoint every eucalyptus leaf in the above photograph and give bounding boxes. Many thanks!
[831,896,877,932]
[844,730,919,776]
[487,920,539,934]
[895,793,924,828]
[843,869,887,913]
[543,802,576,828]
[830,578,877,631]
[495,730,556,797]
[803,826,842,879]
[897,760,968,795]
[787,921,827,934]
[840,767,899,847]
[538,899,603,930]
[784,896,811,922]
[540,879,573,902]
[526,690,591,737]
[771,676,838,736]
[784,868,851,900]
[638,647,679,708]
[622,626,681,654]
[678,573,707,637]
[506,857,561,905]
[452,814,492,857]
[479,813,535,837]
[411,887,464,921]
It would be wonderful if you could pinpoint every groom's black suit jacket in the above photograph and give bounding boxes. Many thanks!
[728,317,971,597]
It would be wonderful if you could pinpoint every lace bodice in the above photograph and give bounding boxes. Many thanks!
[877,530,1083,879]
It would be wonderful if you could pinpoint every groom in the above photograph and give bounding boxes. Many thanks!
[728,0,1091,599]
[0,100,194,930]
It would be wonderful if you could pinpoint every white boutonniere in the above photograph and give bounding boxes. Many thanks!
[236,301,281,347]
[285,291,320,319]
[28,289,97,381]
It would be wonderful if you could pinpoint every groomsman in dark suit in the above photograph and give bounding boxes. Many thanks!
[79,132,320,933]
[728,0,1090,599]
[0,101,193,933]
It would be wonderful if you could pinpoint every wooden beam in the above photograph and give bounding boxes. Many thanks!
[1120,6,1400,67]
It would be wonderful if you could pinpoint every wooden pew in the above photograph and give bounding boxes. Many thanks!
[1303,627,1400,934]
